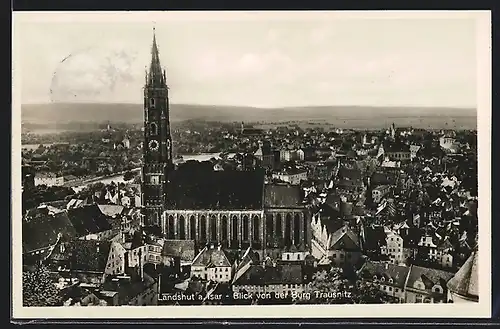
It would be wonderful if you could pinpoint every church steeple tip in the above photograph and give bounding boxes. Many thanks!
[147,26,164,87]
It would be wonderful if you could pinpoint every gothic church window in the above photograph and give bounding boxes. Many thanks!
[210,215,217,241]
[243,216,249,241]
[200,215,207,241]
[167,216,175,239]
[150,98,155,108]
[231,216,238,241]
[190,216,196,240]
[294,213,301,244]
[179,215,186,240]
[252,216,259,242]
[221,216,228,241]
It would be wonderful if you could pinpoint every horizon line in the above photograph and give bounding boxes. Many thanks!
[21,101,477,110]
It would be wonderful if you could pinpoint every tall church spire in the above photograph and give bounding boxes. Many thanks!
[148,27,164,86]
[142,26,172,227]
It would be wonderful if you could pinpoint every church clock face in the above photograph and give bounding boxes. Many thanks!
[149,139,159,151]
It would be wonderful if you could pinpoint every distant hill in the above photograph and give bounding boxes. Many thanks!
[21,102,477,131]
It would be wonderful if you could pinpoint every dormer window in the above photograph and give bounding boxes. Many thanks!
[373,275,377,281]
[381,276,385,282]
[389,278,393,284]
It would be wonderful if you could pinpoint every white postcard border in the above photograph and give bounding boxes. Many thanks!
[11,10,492,319]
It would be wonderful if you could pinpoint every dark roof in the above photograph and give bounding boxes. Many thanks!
[362,225,387,251]
[406,265,455,290]
[340,202,354,217]
[166,164,265,210]
[401,228,422,248]
[322,217,344,236]
[329,226,360,250]
[447,250,478,299]
[319,203,341,221]
[360,261,411,289]
[67,205,113,236]
[162,240,196,262]
[49,239,112,272]
[22,211,77,254]
[101,273,156,305]
[385,143,410,153]
[371,172,397,185]
[338,168,362,181]
[233,264,304,286]
[263,184,303,208]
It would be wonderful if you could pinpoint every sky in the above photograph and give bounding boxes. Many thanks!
[14,11,481,108]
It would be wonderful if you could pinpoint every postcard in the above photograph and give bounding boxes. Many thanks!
[11,10,491,319]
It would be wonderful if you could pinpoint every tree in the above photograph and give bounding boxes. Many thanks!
[304,267,392,304]
[123,170,135,181]
[23,264,63,307]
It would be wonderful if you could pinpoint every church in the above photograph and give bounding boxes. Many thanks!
[141,30,310,256]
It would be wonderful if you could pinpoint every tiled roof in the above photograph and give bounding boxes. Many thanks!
[359,261,411,289]
[22,211,77,254]
[49,239,111,272]
[192,247,231,267]
[162,239,196,262]
[233,263,304,286]
[329,226,360,250]
[447,250,478,300]
[66,205,113,236]
[406,265,454,290]
[263,184,303,208]
[165,163,265,210]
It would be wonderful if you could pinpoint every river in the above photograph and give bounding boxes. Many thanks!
[75,152,236,186]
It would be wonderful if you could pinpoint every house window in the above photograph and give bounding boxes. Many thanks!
[150,175,160,185]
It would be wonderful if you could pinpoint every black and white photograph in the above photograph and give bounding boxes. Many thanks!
[12,11,491,319]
